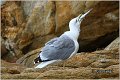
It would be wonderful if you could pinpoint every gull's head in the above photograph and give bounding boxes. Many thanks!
[69,9,92,32]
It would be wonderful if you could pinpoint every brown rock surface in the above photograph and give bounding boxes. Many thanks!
[1,60,26,74]
[16,46,119,68]
[16,1,56,51]
[1,1,25,62]
[105,37,119,50]
[1,48,119,79]
[1,43,8,57]
[21,1,38,18]
[1,1,25,40]
[1,1,119,59]
[89,59,119,68]
[55,1,99,35]
[16,48,42,67]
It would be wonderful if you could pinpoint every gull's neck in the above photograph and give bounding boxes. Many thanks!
[64,28,80,40]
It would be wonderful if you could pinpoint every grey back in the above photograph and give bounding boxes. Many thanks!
[40,34,75,61]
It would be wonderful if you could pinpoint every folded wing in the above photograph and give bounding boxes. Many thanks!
[39,35,75,61]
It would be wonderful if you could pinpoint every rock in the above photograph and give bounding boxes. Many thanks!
[1,1,119,56]
[1,38,17,62]
[35,67,95,79]
[8,1,118,54]
[1,72,41,79]
[105,37,119,50]
[21,68,47,74]
[16,48,42,67]
[91,65,119,79]
[17,49,99,68]
[1,1,6,5]
[1,67,20,74]
[21,34,56,54]
[92,48,119,59]
[1,1,25,40]
[2,53,18,63]
[89,59,119,68]
[1,37,23,62]
[16,45,118,69]
[1,47,119,79]
[52,53,99,68]
[55,1,99,35]
[1,43,8,57]
[17,1,99,52]
[52,48,119,68]
[16,1,56,52]
[107,64,119,77]
[1,60,26,74]
[36,65,119,79]
[1,1,25,62]
[21,1,39,18]
[2,64,119,79]
[79,9,119,51]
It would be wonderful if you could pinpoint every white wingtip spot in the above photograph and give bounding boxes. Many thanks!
[34,61,36,64]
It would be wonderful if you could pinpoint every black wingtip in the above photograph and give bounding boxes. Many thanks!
[34,56,42,64]
[34,55,52,64]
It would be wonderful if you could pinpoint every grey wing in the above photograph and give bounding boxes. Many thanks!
[40,35,75,61]
[45,37,58,45]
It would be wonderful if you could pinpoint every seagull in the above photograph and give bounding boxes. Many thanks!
[34,9,92,68]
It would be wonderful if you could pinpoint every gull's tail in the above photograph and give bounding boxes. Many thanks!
[35,60,58,68]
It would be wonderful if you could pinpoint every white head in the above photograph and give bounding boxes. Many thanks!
[69,9,92,32]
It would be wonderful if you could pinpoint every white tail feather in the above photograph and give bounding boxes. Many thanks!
[35,60,59,68]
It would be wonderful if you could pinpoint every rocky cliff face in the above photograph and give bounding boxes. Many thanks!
[1,1,119,56]
[1,1,119,79]
[17,1,119,53]
[1,1,118,58]
[1,1,25,62]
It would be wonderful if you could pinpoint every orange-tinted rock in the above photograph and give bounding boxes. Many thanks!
[1,1,25,40]
[18,1,118,52]
[55,1,99,35]
[1,1,25,62]
[16,1,56,51]
[2,1,119,56]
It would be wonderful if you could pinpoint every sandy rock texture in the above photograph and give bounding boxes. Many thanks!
[1,48,119,79]
[16,48,42,67]
[105,37,119,50]
[1,60,26,74]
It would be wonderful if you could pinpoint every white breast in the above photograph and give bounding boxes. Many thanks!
[63,31,79,58]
